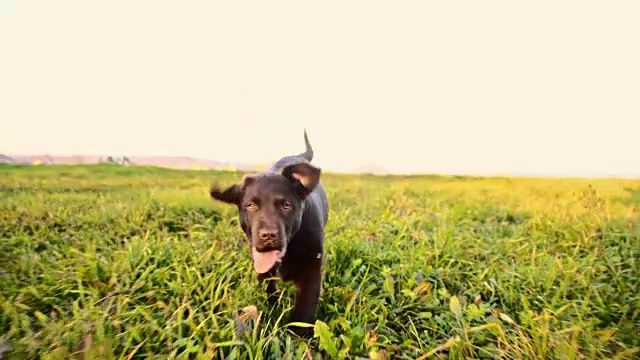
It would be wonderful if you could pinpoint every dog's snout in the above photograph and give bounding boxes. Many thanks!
[255,227,281,252]
[258,228,278,242]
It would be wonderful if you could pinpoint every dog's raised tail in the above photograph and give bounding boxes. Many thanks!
[299,129,314,162]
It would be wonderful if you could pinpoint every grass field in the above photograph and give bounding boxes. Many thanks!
[1,164,638,359]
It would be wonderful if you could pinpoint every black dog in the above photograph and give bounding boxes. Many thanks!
[209,130,329,337]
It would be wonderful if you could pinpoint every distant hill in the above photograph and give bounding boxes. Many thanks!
[2,153,262,172]
[353,164,392,175]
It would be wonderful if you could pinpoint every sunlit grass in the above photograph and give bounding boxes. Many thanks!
[1,164,638,359]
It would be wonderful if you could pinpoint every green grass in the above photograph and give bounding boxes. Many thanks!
[1,164,638,359]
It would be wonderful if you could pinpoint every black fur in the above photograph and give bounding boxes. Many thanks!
[209,130,328,337]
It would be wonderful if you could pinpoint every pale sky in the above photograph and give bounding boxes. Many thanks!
[1,1,639,177]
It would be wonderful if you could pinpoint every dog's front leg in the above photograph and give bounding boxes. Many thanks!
[288,267,322,338]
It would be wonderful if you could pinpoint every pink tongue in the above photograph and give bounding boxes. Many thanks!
[251,248,281,273]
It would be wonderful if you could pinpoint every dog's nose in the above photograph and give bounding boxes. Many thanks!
[258,228,278,242]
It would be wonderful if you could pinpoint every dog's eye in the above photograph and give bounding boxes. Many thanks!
[281,201,292,211]
[245,202,258,211]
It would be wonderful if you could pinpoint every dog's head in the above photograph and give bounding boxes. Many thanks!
[209,161,321,273]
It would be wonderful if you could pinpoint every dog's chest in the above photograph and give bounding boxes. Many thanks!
[277,251,323,281]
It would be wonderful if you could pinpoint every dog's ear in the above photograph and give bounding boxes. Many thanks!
[282,162,321,198]
[210,175,255,205]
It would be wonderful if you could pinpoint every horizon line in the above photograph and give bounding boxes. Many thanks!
[2,156,638,180]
